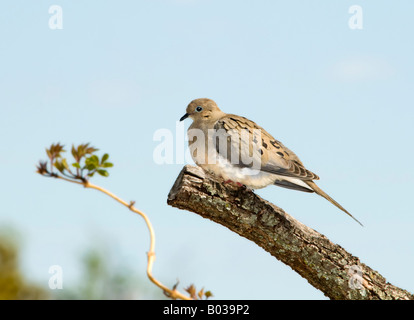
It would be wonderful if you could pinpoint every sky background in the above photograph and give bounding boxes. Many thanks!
[1,0,413,299]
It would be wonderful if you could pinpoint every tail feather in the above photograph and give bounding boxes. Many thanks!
[305,181,363,227]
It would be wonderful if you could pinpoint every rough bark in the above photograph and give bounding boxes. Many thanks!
[167,165,413,300]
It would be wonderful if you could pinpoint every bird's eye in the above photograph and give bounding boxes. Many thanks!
[195,106,203,112]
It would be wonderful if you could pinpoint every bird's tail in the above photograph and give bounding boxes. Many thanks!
[304,181,363,226]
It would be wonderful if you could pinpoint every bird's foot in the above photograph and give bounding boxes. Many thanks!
[223,179,245,188]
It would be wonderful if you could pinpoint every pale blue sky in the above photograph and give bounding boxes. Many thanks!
[1,1,413,299]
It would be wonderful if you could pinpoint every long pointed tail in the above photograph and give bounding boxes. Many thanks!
[305,181,363,226]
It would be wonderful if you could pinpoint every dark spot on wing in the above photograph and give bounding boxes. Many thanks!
[270,140,281,149]
[277,152,284,157]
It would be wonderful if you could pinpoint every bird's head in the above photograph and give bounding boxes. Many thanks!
[180,98,223,122]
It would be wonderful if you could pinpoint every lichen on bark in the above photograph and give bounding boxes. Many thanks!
[168,165,413,300]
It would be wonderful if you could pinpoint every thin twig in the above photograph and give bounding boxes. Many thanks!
[51,175,191,300]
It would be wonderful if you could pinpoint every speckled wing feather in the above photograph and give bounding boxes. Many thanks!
[214,115,319,181]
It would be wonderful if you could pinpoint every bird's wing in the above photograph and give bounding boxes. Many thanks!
[214,115,319,181]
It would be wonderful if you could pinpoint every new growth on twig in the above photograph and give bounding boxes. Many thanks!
[37,143,212,300]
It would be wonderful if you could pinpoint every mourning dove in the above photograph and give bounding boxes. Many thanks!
[180,98,363,226]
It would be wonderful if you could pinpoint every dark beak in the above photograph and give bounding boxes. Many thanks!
[180,113,189,121]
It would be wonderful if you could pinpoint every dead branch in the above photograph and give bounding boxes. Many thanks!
[167,165,413,300]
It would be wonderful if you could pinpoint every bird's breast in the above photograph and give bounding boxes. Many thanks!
[198,152,275,189]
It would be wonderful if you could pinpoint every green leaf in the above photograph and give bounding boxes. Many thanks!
[102,162,113,168]
[83,163,96,171]
[97,169,109,177]
[101,153,109,163]
[85,156,99,168]
[61,158,69,170]
[54,160,64,173]
[90,155,99,165]
[72,162,81,168]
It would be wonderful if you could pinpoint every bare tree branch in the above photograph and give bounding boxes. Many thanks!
[167,165,413,300]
